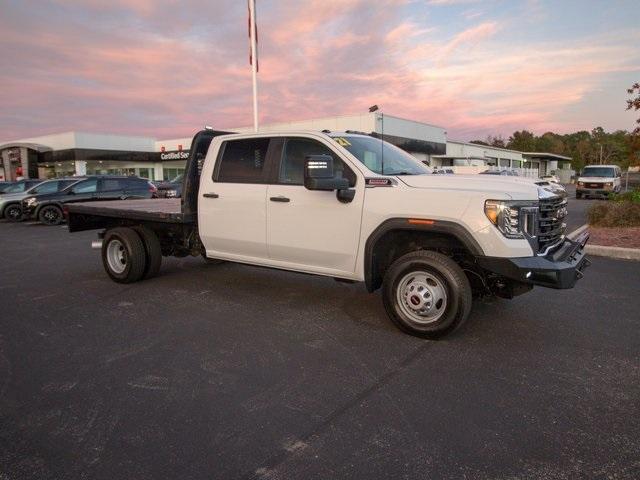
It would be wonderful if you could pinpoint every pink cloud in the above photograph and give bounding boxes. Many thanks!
[0,1,638,142]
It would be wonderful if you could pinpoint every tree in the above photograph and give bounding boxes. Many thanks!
[487,135,506,148]
[627,82,640,135]
[507,130,536,152]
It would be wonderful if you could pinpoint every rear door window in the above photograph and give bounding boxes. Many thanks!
[215,138,270,183]
[100,178,122,192]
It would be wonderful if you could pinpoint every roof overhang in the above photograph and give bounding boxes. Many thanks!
[0,142,53,152]
[522,152,572,162]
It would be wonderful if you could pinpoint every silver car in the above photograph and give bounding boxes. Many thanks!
[0,178,81,221]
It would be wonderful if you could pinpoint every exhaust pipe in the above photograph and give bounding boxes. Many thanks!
[91,240,103,250]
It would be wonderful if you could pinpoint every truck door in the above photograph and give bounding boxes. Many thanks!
[266,136,364,275]
[198,137,272,261]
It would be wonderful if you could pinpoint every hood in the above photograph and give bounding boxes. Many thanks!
[0,191,29,200]
[26,190,68,201]
[578,176,615,183]
[156,181,180,190]
[397,174,540,200]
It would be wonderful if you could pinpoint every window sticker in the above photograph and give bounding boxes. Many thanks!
[334,137,352,147]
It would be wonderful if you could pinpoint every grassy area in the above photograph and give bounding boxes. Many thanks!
[588,190,640,227]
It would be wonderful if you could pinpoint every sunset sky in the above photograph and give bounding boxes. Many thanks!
[1,0,638,141]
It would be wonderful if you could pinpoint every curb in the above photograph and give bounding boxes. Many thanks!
[567,223,589,240]
[567,224,640,261]
[584,244,640,261]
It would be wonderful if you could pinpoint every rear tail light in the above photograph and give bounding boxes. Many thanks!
[148,183,157,192]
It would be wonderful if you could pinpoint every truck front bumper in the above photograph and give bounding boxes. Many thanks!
[476,230,590,289]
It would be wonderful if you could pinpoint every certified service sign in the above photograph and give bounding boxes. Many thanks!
[160,151,189,160]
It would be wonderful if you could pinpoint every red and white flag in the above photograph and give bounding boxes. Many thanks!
[248,0,258,72]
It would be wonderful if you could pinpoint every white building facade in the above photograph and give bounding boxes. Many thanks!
[0,113,571,182]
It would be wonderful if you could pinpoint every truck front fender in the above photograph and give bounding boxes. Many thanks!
[364,218,484,292]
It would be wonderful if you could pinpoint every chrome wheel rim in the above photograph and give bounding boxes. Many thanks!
[106,239,127,274]
[396,271,448,324]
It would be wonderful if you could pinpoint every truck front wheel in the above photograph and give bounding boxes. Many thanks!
[102,227,147,283]
[382,251,472,338]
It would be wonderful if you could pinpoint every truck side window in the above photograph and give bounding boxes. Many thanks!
[279,138,356,187]
[216,138,270,184]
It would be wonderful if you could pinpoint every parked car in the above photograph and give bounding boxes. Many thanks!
[66,129,589,339]
[432,168,455,175]
[540,174,560,183]
[0,179,43,196]
[155,174,184,198]
[0,178,81,221]
[576,165,622,199]
[0,181,17,194]
[479,170,518,176]
[22,176,157,225]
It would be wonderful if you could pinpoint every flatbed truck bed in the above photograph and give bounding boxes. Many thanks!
[67,199,191,232]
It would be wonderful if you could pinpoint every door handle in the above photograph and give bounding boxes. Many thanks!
[203,193,219,198]
[270,196,290,203]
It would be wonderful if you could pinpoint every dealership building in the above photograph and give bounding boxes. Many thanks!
[0,113,573,182]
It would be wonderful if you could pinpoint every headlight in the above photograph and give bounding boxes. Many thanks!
[605,182,613,188]
[166,189,177,197]
[26,197,37,206]
[485,200,538,239]
[577,181,584,187]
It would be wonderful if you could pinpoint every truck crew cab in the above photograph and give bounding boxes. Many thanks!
[67,129,590,338]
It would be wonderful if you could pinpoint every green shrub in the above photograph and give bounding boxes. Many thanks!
[588,200,640,227]
[610,189,640,203]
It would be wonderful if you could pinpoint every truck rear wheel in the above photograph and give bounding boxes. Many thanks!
[382,250,472,339]
[132,226,162,279]
[102,227,147,283]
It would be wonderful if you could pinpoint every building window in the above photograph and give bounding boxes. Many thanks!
[163,168,185,181]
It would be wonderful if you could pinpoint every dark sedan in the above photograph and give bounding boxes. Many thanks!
[154,174,184,198]
[22,176,157,225]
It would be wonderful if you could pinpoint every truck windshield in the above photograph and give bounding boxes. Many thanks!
[582,167,615,177]
[332,135,431,175]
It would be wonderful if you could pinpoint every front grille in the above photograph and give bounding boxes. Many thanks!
[587,183,602,188]
[537,196,567,254]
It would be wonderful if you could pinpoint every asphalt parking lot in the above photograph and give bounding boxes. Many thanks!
[1,197,639,479]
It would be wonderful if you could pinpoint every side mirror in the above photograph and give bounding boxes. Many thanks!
[304,155,347,191]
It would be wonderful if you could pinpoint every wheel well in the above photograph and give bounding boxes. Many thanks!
[36,202,63,216]
[1,201,20,216]
[365,228,475,292]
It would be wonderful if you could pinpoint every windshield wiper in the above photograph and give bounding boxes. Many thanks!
[387,171,417,176]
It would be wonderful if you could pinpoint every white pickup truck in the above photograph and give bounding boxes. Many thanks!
[67,128,590,338]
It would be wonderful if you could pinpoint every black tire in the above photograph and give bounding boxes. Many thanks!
[101,227,147,283]
[132,225,162,279]
[4,203,22,222]
[38,205,63,226]
[382,250,472,339]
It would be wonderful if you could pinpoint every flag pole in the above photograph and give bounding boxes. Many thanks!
[249,0,259,132]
